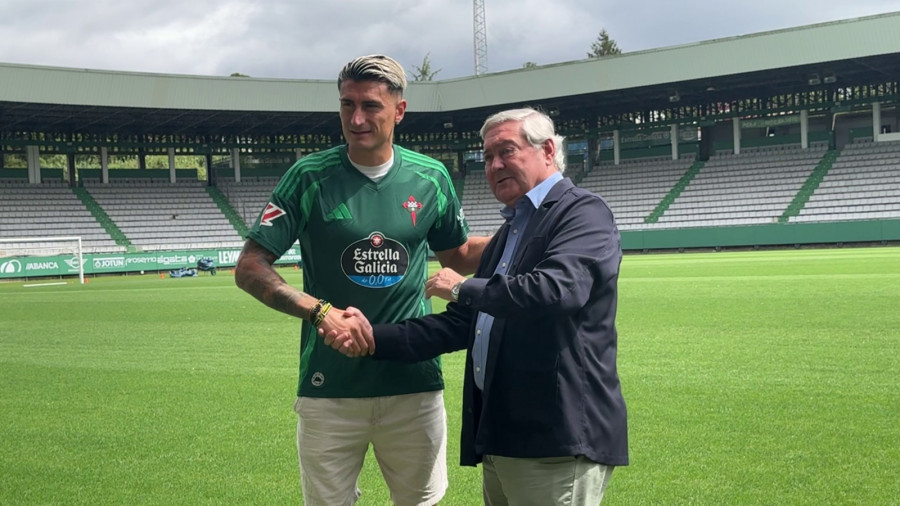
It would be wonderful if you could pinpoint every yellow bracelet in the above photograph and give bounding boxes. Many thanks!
[308,299,325,325]
[313,302,332,328]
[313,303,331,327]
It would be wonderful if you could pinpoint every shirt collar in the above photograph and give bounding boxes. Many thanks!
[501,171,563,219]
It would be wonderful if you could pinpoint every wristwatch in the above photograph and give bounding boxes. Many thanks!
[450,280,464,302]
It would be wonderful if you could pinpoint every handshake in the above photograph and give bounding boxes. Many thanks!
[317,267,466,358]
[318,306,373,358]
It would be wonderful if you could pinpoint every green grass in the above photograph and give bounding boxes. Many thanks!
[1,247,898,505]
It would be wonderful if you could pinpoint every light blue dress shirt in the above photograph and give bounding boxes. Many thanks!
[471,172,563,389]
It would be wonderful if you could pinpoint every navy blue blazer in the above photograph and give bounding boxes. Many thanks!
[372,177,628,467]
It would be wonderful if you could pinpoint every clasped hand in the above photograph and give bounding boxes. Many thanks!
[318,306,373,358]
[319,268,464,358]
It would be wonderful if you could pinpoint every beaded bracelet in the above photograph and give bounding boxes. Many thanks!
[308,299,325,325]
[312,302,332,328]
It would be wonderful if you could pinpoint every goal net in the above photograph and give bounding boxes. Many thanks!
[0,236,85,284]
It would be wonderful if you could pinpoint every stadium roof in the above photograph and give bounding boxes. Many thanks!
[2,11,900,139]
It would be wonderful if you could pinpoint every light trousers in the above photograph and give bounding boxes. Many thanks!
[482,454,613,506]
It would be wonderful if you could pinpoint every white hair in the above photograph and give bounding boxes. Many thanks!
[480,107,566,173]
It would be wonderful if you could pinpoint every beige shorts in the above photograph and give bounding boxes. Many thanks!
[294,391,448,506]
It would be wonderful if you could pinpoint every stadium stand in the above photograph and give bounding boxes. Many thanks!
[791,139,900,223]
[0,179,121,253]
[581,155,697,230]
[83,179,244,251]
[217,177,280,227]
[650,144,829,228]
[459,165,504,236]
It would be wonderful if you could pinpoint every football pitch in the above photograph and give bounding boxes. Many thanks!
[1,247,898,505]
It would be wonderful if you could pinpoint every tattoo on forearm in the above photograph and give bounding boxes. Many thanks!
[242,261,304,319]
[272,287,304,318]
[236,241,314,320]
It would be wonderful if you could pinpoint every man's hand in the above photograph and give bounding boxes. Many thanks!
[425,268,466,301]
[318,306,373,357]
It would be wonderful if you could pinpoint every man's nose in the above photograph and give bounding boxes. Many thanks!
[486,156,504,173]
[351,108,366,125]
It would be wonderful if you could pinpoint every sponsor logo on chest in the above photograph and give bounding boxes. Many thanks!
[340,232,409,288]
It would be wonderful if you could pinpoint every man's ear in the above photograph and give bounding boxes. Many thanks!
[542,138,556,163]
[395,98,407,124]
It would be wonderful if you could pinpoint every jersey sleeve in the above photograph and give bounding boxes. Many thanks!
[426,168,469,252]
[246,163,307,258]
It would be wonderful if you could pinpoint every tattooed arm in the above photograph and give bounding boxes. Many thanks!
[234,238,373,354]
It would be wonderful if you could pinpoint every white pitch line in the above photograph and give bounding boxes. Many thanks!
[22,282,68,288]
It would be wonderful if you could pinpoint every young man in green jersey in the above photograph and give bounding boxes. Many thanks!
[235,54,489,506]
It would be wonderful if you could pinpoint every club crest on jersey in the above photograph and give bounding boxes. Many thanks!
[260,202,286,226]
[341,232,409,288]
[402,195,423,226]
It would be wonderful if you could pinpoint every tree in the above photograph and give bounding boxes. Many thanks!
[522,61,538,69]
[410,53,441,81]
[229,72,250,77]
[587,29,621,58]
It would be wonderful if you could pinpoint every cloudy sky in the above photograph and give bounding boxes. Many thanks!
[1,0,897,81]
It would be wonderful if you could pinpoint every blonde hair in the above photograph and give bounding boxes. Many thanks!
[337,54,407,95]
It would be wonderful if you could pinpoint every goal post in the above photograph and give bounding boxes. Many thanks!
[0,236,85,284]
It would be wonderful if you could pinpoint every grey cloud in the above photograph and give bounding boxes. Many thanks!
[0,0,895,79]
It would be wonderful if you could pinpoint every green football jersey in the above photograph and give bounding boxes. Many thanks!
[247,145,469,398]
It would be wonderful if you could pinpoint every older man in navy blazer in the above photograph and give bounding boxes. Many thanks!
[327,107,628,505]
